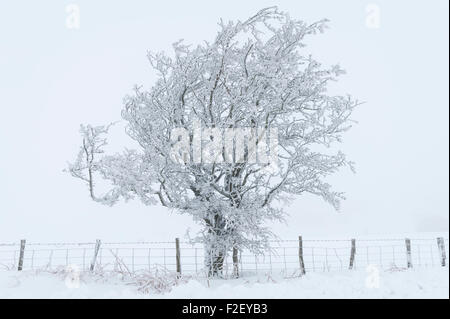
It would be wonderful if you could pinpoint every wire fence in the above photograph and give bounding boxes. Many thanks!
[0,237,448,278]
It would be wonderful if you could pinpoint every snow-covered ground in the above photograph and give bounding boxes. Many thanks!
[1,267,448,299]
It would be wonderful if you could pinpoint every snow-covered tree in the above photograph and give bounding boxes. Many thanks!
[67,7,359,276]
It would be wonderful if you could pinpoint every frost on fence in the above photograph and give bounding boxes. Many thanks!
[0,238,447,277]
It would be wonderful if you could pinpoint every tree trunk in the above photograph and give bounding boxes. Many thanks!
[204,212,228,277]
[205,242,226,277]
[232,246,239,278]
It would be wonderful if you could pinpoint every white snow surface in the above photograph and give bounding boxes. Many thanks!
[1,267,448,299]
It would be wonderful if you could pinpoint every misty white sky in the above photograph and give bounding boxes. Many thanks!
[0,0,448,242]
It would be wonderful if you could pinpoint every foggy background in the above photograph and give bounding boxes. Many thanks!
[0,0,448,242]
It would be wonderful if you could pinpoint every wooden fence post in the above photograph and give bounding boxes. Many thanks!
[437,237,446,267]
[232,247,239,278]
[298,236,306,275]
[405,238,412,268]
[18,239,26,271]
[175,238,181,275]
[90,239,101,271]
[349,239,356,270]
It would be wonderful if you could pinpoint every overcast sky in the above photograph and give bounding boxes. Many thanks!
[0,0,448,242]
